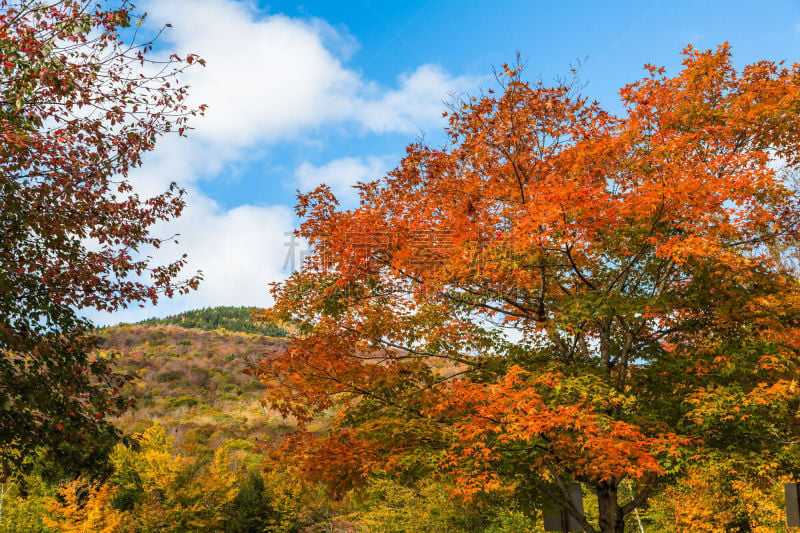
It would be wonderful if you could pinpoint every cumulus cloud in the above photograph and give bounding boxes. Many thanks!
[159,193,294,307]
[148,0,359,146]
[146,0,478,150]
[295,156,389,203]
[353,65,464,134]
[90,0,480,323]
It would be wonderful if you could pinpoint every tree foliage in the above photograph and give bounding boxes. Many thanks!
[45,426,243,532]
[256,45,800,532]
[0,0,203,480]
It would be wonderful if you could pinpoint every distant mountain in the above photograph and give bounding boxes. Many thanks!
[135,306,287,337]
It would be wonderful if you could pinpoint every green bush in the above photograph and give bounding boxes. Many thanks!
[166,397,198,409]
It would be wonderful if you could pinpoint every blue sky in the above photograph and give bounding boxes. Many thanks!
[94,0,800,324]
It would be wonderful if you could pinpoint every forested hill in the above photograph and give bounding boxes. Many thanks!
[99,324,298,452]
[134,306,287,337]
[100,307,293,448]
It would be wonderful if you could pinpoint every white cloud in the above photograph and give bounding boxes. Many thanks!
[159,192,294,307]
[295,156,389,203]
[353,65,462,134]
[149,0,358,146]
[145,0,479,151]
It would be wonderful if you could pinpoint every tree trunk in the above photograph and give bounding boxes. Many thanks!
[597,480,625,533]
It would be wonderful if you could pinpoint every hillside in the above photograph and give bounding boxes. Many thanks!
[100,313,309,454]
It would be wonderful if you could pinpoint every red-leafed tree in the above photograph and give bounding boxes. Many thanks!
[0,0,204,481]
[256,46,800,532]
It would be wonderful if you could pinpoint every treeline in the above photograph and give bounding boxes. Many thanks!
[135,307,286,337]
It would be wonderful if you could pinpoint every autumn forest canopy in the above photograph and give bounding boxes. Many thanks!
[3,1,800,532]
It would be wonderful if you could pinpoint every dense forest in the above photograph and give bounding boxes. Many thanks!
[135,307,287,338]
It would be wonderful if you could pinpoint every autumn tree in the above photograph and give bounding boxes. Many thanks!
[256,45,800,532]
[45,425,244,532]
[0,0,203,481]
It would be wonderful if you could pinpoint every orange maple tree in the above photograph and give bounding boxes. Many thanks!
[254,45,800,532]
